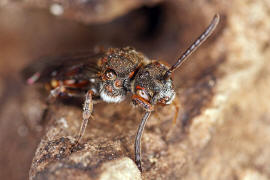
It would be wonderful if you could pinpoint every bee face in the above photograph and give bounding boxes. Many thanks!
[99,47,145,103]
[132,62,175,111]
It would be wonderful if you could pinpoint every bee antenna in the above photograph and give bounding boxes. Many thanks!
[164,14,220,79]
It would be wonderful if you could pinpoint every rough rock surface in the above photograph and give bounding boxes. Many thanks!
[0,0,270,180]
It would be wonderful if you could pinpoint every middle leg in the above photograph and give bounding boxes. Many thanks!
[76,90,94,143]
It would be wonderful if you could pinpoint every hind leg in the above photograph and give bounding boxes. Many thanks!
[47,85,84,103]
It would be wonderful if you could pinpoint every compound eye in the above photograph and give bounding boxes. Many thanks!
[137,89,150,101]
[105,69,117,80]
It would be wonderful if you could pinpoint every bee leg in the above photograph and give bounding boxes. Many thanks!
[135,111,151,172]
[76,90,94,143]
[38,86,65,128]
[47,85,84,103]
[47,86,66,104]
[43,85,84,122]
[172,96,181,125]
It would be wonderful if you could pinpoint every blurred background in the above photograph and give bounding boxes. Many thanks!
[0,0,270,180]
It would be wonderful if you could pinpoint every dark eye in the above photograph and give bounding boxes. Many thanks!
[137,89,150,101]
[105,69,117,80]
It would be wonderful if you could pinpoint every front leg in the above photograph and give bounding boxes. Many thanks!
[134,111,151,172]
[172,96,181,125]
[76,90,94,143]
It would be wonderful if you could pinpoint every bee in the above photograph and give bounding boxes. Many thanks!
[24,14,219,172]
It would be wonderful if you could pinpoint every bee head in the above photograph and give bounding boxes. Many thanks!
[131,62,175,111]
[131,14,220,110]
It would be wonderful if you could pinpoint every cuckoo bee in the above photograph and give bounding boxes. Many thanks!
[24,14,219,171]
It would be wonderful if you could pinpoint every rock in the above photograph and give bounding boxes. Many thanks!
[99,158,141,180]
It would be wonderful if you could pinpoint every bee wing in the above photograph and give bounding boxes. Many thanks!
[23,51,104,85]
